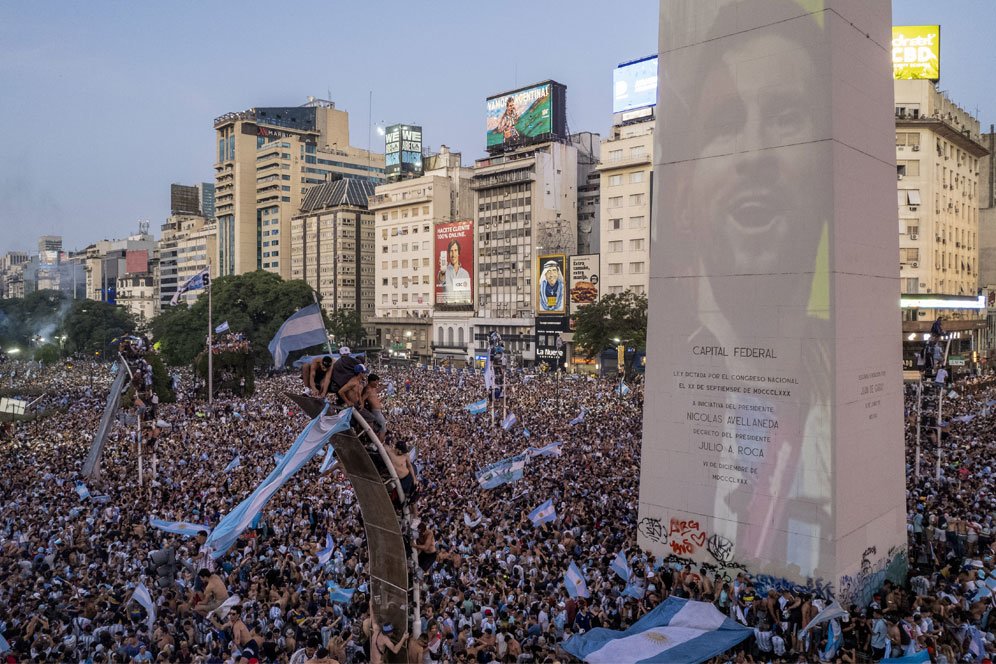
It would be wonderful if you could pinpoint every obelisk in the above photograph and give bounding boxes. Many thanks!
[639,0,907,604]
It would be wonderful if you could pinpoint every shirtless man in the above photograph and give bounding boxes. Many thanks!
[363,374,388,439]
[337,364,368,408]
[387,437,417,503]
[371,622,407,664]
[302,356,334,398]
[193,568,229,616]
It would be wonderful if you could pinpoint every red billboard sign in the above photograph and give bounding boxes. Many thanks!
[434,221,474,307]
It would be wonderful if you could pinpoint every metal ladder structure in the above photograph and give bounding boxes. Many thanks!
[81,359,130,480]
[288,395,419,662]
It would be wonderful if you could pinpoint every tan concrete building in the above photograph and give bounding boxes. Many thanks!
[213,97,384,279]
[158,214,217,310]
[290,179,377,338]
[83,226,157,317]
[368,147,475,362]
[597,119,653,296]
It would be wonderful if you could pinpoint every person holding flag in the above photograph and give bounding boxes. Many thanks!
[528,498,557,527]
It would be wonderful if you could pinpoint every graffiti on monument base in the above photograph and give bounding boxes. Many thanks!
[837,545,908,608]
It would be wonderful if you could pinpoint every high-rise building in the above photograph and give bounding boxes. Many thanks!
[213,97,385,279]
[38,235,62,254]
[574,133,601,256]
[83,224,157,321]
[975,128,996,360]
[170,184,202,215]
[598,119,653,296]
[198,182,216,220]
[368,146,475,363]
[0,252,29,299]
[158,213,217,310]
[472,140,579,366]
[290,179,377,335]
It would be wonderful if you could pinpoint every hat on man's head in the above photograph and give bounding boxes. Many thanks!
[339,346,351,356]
[355,364,368,374]
[382,623,394,634]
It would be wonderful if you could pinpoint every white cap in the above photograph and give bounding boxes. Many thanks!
[338,346,351,356]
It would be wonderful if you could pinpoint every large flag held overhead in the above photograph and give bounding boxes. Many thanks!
[268,304,328,369]
[527,441,563,458]
[326,581,356,603]
[224,455,241,473]
[565,561,591,599]
[148,517,206,537]
[501,412,518,430]
[476,453,528,490]
[129,582,156,631]
[798,600,848,638]
[170,268,210,306]
[317,534,335,565]
[528,498,557,527]
[319,445,338,473]
[207,406,352,557]
[610,551,631,582]
[563,597,753,664]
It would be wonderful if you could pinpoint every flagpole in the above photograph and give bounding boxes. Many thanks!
[207,261,213,406]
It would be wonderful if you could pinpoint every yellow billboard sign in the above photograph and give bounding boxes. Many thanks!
[892,26,940,81]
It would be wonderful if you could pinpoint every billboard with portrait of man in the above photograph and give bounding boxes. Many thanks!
[434,221,474,307]
[537,254,567,316]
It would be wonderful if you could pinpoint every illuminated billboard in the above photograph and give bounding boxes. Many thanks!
[385,124,423,180]
[537,254,567,316]
[486,81,566,152]
[613,56,658,113]
[569,254,599,310]
[892,26,940,81]
[434,220,474,307]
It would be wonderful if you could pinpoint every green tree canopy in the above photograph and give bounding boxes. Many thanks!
[572,290,648,359]
[327,308,365,348]
[151,271,327,367]
[0,290,73,352]
[63,300,137,358]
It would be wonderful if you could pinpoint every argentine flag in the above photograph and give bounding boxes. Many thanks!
[316,534,335,565]
[501,412,518,430]
[528,498,557,527]
[484,354,495,391]
[75,481,91,501]
[326,581,356,603]
[528,441,563,458]
[170,268,210,305]
[610,551,631,582]
[465,399,488,415]
[129,582,157,631]
[616,381,631,396]
[319,445,338,473]
[565,561,590,599]
[214,321,230,334]
[563,597,752,664]
[570,407,588,426]
[207,406,352,557]
[149,517,205,537]
[224,455,241,473]
[267,304,329,369]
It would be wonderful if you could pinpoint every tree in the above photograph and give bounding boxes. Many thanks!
[328,309,365,348]
[572,290,648,359]
[63,300,137,358]
[151,271,320,367]
[0,290,72,351]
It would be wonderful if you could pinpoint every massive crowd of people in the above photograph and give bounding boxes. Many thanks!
[3,356,996,663]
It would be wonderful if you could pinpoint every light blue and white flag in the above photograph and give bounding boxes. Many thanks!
[148,517,206,537]
[501,412,518,430]
[879,652,930,664]
[268,304,329,369]
[528,441,563,458]
[326,582,356,603]
[798,600,848,638]
[0,632,11,654]
[484,354,495,391]
[317,534,335,566]
[319,445,338,473]
[273,452,285,465]
[522,427,531,438]
[563,597,752,664]
[207,406,352,558]
[821,618,843,661]
[224,455,241,473]
[457,374,465,389]
[476,453,528,490]
[384,380,397,396]
[623,576,646,600]
[616,382,631,396]
[465,399,488,415]
[214,321,230,334]
[129,582,156,631]
[610,551,631,582]
[170,268,210,306]
[565,561,590,599]
[570,407,588,426]
[528,498,557,527]
[75,481,91,501]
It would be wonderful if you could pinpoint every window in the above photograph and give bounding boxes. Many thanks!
[608,174,623,186]
[608,263,622,275]
[629,261,645,274]
[609,149,623,160]
[906,225,919,236]
[903,278,918,293]
[630,238,645,251]
[897,160,920,177]
[382,278,389,286]
[900,248,920,263]
[629,171,644,184]
[422,206,429,216]
[629,193,645,206]
[608,285,624,294]
[608,240,623,253]
[608,196,623,208]
[631,285,646,295]
[628,216,645,229]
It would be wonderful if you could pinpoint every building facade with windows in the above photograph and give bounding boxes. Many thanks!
[368,147,475,363]
[290,179,377,335]
[598,119,653,296]
[214,97,384,279]
[158,214,217,310]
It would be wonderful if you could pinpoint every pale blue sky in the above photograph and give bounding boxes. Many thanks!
[0,1,992,253]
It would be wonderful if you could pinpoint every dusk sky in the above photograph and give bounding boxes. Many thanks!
[1,1,992,254]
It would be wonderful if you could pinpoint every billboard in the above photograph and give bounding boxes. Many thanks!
[126,250,149,275]
[385,124,424,180]
[434,220,474,307]
[568,254,600,310]
[486,81,566,152]
[537,254,567,315]
[613,56,658,113]
[892,26,940,81]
